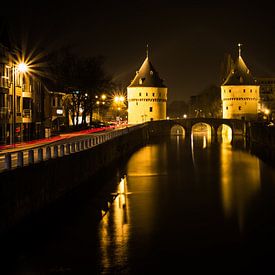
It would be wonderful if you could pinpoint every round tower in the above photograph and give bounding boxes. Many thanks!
[221,44,260,120]
[127,49,168,124]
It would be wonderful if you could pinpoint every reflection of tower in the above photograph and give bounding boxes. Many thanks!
[127,46,168,124]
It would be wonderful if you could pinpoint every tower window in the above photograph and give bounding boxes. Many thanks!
[243,89,245,93]
[152,93,155,96]
[149,107,153,112]
[226,106,228,110]
[146,93,148,96]
[229,89,231,93]
[239,106,242,110]
[136,102,138,106]
[139,92,141,96]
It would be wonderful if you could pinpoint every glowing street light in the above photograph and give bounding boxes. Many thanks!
[18,62,28,73]
[114,95,125,103]
[113,95,125,122]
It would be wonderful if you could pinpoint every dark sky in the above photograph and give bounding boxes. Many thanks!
[2,0,275,102]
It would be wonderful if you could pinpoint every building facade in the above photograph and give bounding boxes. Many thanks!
[0,43,44,145]
[127,53,167,124]
[255,77,275,119]
[221,46,260,120]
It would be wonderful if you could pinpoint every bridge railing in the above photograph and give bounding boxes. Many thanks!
[1,124,144,173]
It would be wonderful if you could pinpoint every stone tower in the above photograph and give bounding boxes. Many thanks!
[127,49,168,124]
[221,44,259,120]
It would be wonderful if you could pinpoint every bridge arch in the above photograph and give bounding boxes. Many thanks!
[166,118,245,139]
[217,124,233,143]
[191,122,212,136]
[170,124,185,136]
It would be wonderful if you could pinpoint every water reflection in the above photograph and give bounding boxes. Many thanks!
[217,124,232,143]
[99,175,130,272]
[171,125,185,136]
[191,124,212,170]
[219,135,260,232]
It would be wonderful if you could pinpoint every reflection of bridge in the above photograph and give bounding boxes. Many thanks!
[147,118,248,138]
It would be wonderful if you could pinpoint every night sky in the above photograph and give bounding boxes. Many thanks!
[2,0,275,103]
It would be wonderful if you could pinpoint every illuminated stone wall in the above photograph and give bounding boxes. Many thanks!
[221,85,260,119]
[127,86,167,124]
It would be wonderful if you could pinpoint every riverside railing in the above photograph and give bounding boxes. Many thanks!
[0,125,142,173]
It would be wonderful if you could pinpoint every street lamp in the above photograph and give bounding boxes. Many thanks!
[11,62,28,145]
[114,95,125,122]
[95,94,106,121]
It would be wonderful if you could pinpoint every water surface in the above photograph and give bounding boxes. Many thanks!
[4,134,275,274]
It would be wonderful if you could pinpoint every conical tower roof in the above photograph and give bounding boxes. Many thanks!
[128,55,166,88]
[222,45,256,86]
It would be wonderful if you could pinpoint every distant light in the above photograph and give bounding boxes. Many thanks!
[265,109,270,115]
[56,109,63,115]
[101,94,106,100]
[17,62,28,73]
[114,95,125,102]
[167,116,170,120]
[183,114,187,118]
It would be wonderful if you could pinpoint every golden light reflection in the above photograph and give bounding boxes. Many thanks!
[127,143,168,177]
[220,141,260,232]
[99,175,130,271]
[171,125,185,136]
[191,124,212,172]
[218,124,232,143]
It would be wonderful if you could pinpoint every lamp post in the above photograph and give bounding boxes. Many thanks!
[95,94,106,121]
[11,62,28,146]
[114,95,125,122]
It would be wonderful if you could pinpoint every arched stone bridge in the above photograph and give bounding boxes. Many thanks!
[146,118,248,138]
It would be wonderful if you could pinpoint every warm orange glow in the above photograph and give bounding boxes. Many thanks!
[99,175,130,270]
[220,140,260,231]
[218,124,232,143]
[265,109,270,115]
[170,125,185,136]
[114,95,125,103]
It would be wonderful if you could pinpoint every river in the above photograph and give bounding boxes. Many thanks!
[3,131,275,274]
